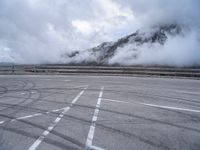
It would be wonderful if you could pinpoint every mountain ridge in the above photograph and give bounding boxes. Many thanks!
[61,24,183,65]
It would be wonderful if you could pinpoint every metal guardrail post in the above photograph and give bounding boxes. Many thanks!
[12,65,15,73]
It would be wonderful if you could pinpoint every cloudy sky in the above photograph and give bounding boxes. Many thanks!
[0,0,200,64]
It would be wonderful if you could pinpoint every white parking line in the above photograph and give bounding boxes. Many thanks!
[90,145,106,150]
[102,98,200,113]
[174,90,200,95]
[140,103,200,113]
[0,107,66,125]
[102,98,131,104]
[51,108,64,112]
[11,113,42,122]
[0,85,89,126]
[28,88,86,150]
[36,79,71,82]
[0,121,5,124]
[85,86,105,150]
[64,80,70,82]
[1,95,198,127]
[0,105,77,125]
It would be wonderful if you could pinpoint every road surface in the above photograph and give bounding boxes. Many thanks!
[0,75,200,150]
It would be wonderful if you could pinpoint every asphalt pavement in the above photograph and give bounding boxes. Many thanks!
[0,75,200,150]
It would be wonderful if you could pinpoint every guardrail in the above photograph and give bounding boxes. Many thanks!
[0,65,200,78]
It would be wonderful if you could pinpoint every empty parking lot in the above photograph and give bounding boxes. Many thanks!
[0,75,200,150]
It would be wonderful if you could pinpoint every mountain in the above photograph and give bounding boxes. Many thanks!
[61,24,183,65]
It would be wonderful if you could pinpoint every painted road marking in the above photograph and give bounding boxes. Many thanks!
[102,98,131,104]
[0,85,89,126]
[85,86,106,150]
[51,108,64,112]
[1,96,199,127]
[174,90,200,95]
[102,98,200,113]
[90,145,106,150]
[28,87,87,150]
[11,113,41,122]
[0,121,5,124]
[64,80,70,82]
[140,103,200,113]
[36,79,71,82]
[0,108,64,125]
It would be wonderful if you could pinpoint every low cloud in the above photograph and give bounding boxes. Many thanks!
[109,28,200,67]
[0,0,199,66]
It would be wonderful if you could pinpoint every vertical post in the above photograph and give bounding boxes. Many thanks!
[12,65,15,73]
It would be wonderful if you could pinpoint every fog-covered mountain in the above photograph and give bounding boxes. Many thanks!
[1,1,200,66]
[61,24,187,66]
